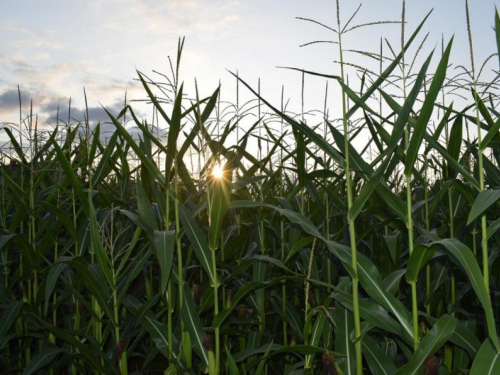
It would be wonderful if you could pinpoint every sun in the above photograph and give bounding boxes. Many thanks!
[212,164,224,179]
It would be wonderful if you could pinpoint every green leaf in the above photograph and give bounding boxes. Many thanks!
[421,314,480,357]
[228,73,345,169]
[362,335,398,375]
[2,127,28,163]
[178,88,220,161]
[154,230,175,294]
[347,11,432,118]
[470,339,500,375]
[308,310,327,348]
[447,114,463,178]
[474,90,495,128]
[233,343,280,363]
[406,244,438,284]
[487,217,500,239]
[482,153,500,187]
[382,93,480,190]
[467,189,500,225]
[23,347,65,375]
[0,233,16,252]
[252,254,293,274]
[335,280,356,375]
[496,7,500,67]
[395,315,457,375]
[405,38,453,175]
[87,197,114,290]
[447,115,463,161]
[285,237,314,264]
[44,262,68,315]
[208,174,231,251]
[0,300,23,337]
[178,204,215,285]
[137,183,159,232]
[353,252,413,340]
[213,282,263,328]
[434,238,499,349]
[231,200,412,338]
[349,168,383,221]
[225,346,240,375]
[137,71,171,125]
[305,311,327,368]
[164,83,184,183]
[182,284,209,366]
[92,131,118,187]
[284,297,304,341]
[117,247,152,305]
[63,258,115,326]
[333,292,404,338]
[452,322,481,358]
[374,184,408,222]
[51,139,88,216]
[230,200,323,240]
[328,122,407,221]
[292,127,307,187]
[383,235,399,265]
[41,201,78,243]
[389,50,434,157]
[255,342,274,374]
[104,107,165,185]
[28,313,107,372]
[122,296,176,360]
[383,269,406,296]
[282,11,431,121]
[232,343,331,363]
[253,261,267,325]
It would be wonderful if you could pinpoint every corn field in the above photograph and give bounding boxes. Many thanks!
[2,1,500,374]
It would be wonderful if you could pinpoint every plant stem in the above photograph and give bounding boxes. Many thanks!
[113,280,128,375]
[337,2,362,370]
[465,0,489,294]
[406,179,419,349]
[174,156,188,365]
[212,250,220,374]
[424,152,431,315]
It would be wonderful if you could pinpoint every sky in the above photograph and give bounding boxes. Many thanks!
[0,0,499,149]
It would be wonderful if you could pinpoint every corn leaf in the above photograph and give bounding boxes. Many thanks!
[470,339,500,375]
[434,238,499,349]
[179,204,215,285]
[467,189,500,225]
[405,38,453,175]
[182,284,209,366]
[395,315,457,375]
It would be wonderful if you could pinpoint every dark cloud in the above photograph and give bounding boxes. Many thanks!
[0,89,32,111]
[42,99,127,126]
[39,98,148,142]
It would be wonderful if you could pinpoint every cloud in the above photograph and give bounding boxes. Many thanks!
[0,89,26,110]
[101,0,241,36]
[40,98,131,126]
[0,54,33,71]
[0,0,243,134]
[0,89,46,113]
[1,22,66,50]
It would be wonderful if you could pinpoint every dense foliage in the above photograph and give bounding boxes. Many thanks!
[2,2,500,374]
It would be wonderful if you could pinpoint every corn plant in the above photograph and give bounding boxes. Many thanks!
[2,2,500,374]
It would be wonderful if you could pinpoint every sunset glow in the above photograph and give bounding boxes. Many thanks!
[212,164,224,179]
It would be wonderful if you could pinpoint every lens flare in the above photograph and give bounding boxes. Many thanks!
[212,164,224,179]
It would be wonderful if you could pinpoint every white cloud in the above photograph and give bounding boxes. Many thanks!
[0,0,244,129]
[1,22,66,50]
[100,0,240,36]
